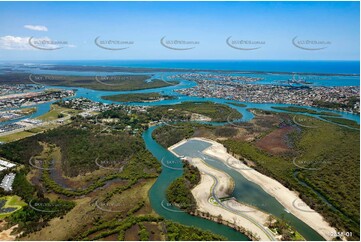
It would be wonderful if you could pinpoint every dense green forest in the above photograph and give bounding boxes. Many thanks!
[148,101,242,123]
[164,221,226,240]
[222,113,360,240]
[152,123,204,148]
[0,124,157,177]
[166,162,201,213]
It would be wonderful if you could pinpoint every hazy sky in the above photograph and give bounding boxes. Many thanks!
[0,1,359,60]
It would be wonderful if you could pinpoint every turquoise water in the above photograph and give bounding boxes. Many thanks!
[3,77,358,125]
[144,126,250,241]
[1,62,359,240]
[0,102,52,127]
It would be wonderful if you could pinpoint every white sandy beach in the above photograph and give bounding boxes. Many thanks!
[169,137,337,241]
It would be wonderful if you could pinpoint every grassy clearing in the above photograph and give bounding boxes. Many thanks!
[36,104,80,122]
[0,196,27,219]
[0,131,34,143]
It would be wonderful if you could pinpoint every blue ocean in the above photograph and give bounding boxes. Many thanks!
[2,60,360,75]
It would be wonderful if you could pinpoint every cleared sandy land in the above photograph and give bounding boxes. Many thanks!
[188,137,337,241]
[0,222,18,240]
[189,158,275,241]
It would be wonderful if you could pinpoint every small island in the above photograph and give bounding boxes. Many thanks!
[271,106,342,117]
[102,92,176,103]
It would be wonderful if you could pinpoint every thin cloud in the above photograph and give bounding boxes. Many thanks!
[0,36,75,50]
[0,36,32,50]
[24,25,48,31]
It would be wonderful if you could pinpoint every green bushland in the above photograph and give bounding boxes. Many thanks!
[271,106,342,117]
[9,170,35,203]
[0,109,162,236]
[152,123,205,148]
[318,111,342,117]
[3,170,75,236]
[222,112,360,240]
[164,220,226,240]
[138,223,149,241]
[225,101,247,107]
[0,73,176,91]
[7,198,75,235]
[78,214,225,241]
[0,126,152,177]
[320,116,359,129]
[102,92,175,103]
[166,162,200,213]
[271,106,319,114]
[0,125,160,197]
[149,101,242,122]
